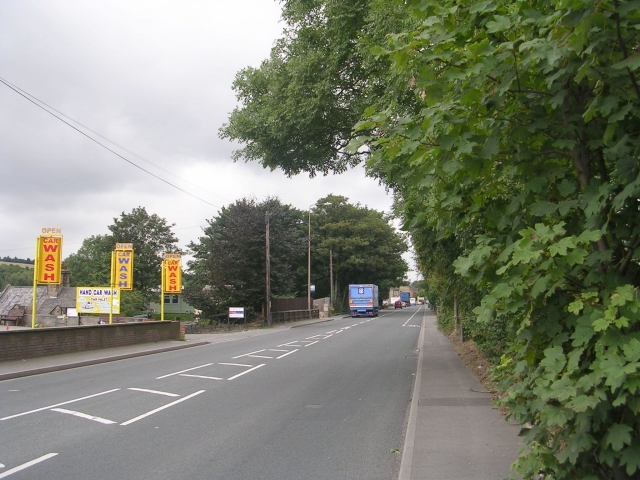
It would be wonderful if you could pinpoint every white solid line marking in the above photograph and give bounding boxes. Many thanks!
[51,408,116,425]
[227,364,265,381]
[0,389,120,421]
[304,341,319,347]
[180,374,223,380]
[402,308,423,327]
[326,330,338,333]
[219,362,253,367]
[0,453,58,479]
[277,342,301,347]
[120,390,205,426]
[232,349,266,359]
[156,363,213,379]
[269,349,290,352]
[0,462,4,468]
[127,388,180,397]
[276,349,299,359]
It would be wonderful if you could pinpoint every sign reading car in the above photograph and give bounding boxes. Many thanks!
[76,287,120,314]
[37,228,63,284]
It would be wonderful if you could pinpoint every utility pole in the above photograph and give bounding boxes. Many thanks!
[329,249,333,311]
[265,213,271,327]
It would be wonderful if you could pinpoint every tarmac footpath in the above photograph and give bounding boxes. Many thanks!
[400,310,521,480]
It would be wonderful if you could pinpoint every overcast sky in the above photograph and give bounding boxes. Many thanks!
[0,1,417,280]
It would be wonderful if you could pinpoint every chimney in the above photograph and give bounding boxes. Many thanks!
[61,262,70,287]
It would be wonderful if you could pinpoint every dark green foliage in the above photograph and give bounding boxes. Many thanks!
[224,0,640,477]
[64,208,181,301]
[185,197,306,319]
[0,264,33,290]
[310,195,408,309]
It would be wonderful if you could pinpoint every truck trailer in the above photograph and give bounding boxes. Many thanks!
[349,284,379,317]
[400,291,410,307]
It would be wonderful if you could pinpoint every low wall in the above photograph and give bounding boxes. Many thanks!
[0,321,181,362]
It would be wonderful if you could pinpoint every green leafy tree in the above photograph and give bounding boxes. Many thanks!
[64,235,113,287]
[351,1,640,478]
[0,264,33,290]
[219,0,411,177]
[310,195,408,309]
[65,208,180,301]
[224,0,640,477]
[185,197,306,320]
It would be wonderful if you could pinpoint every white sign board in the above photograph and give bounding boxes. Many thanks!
[76,287,120,314]
[228,307,245,319]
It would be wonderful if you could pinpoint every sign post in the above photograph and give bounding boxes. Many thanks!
[32,227,63,328]
[161,254,182,321]
[228,307,245,330]
[111,243,133,324]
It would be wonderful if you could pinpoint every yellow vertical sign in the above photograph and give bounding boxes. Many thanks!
[115,243,134,290]
[37,228,63,284]
[163,254,182,294]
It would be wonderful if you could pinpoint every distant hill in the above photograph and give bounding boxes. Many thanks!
[0,261,34,269]
[0,256,34,268]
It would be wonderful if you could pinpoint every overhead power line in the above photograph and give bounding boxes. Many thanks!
[0,76,222,208]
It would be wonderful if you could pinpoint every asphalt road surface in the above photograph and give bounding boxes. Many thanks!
[0,307,424,480]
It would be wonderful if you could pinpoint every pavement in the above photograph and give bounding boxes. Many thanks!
[0,311,521,479]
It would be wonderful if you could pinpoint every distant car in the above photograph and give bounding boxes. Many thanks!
[394,300,403,309]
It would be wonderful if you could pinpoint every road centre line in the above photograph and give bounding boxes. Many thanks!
[326,330,338,333]
[50,408,116,425]
[156,363,213,379]
[120,390,205,426]
[227,364,265,381]
[0,453,58,479]
[0,389,120,421]
[276,349,298,359]
[180,374,223,380]
[127,388,180,397]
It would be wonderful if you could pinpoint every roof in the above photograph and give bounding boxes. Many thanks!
[0,285,77,315]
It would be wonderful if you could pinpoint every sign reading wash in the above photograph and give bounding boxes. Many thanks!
[115,243,133,290]
[76,287,120,314]
[163,254,182,293]
[37,227,63,284]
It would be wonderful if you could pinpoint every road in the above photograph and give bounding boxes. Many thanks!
[0,307,424,480]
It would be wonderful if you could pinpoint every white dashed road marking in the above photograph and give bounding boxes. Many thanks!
[156,363,214,379]
[0,389,121,421]
[50,408,116,425]
[120,390,206,426]
[127,388,180,397]
[0,453,58,479]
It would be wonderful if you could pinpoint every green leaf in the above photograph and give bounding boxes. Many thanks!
[486,15,511,33]
[612,55,640,71]
[604,424,633,452]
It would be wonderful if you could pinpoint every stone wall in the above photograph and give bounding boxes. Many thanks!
[0,321,180,362]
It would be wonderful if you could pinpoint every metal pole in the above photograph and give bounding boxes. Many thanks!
[329,249,333,312]
[308,207,311,320]
[161,259,165,321]
[109,251,115,325]
[265,213,271,327]
[454,296,458,331]
[31,237,39,328]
